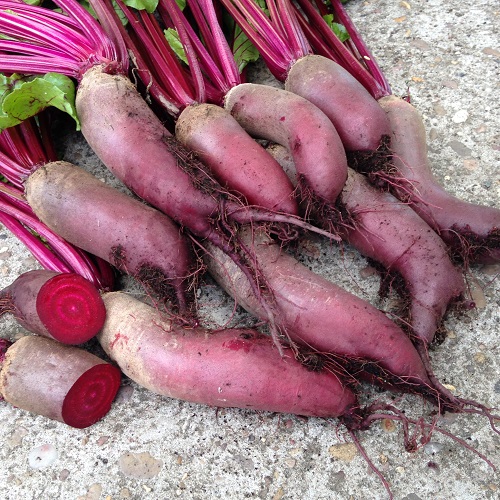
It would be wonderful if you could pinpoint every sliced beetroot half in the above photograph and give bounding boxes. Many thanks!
[36,273,106,344]
[62,362,122,428]
[0,336,121,428]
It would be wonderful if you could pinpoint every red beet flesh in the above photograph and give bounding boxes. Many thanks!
[36,273,106,344]
[61,362,122,428]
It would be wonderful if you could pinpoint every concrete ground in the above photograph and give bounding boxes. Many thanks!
[0,0,498,498]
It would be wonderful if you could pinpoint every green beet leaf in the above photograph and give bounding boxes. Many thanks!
[323,15,350,43]
[0,73,80,131]
[122,0,159,13]
[122,0,186,11]
[232,26,260,74]
[164,28,188,65]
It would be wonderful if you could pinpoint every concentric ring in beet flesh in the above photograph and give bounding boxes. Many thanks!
[36,273,106,344]
[62,363,121,428]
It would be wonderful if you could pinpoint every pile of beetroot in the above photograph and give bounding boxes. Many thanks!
[0,0,498,495]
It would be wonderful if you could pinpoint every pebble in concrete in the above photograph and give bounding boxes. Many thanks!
[28,443,58,469]
[118,451,163,479]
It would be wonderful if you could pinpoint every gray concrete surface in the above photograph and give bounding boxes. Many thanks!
[0,0,499,498]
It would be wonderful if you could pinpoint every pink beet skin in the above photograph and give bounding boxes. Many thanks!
[379,95,500,264]
[25,162,193,310]
[75,66,220,236]
[205,227,432,388]
[268,144,465,345]
[339,169,465,345]
[285,55,392,153]
[224,83,348,204]
[175,103,299,216]
[98,292,358,418]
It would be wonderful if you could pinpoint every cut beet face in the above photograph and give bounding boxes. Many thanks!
[0,336,122,428]
[36,273,106,344]
[62,363,122,428]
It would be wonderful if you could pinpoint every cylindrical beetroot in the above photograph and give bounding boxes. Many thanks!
[175,103,299,215]
[25,161,193,310]
[268,144,466,346]
[0,270,106,344]
[224,83,348,204]
[340,169,465,345]
[204,227,432,388]
[204,228,491,415]
[75,66,219,236]
[378,95,500,264]
[285,55,391,153]
[0,335,121,428]
[98,292,358,418]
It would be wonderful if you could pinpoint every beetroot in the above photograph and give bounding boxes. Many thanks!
[224,82,348,205]
[25,161,194,311]
[205,227,432,391]
[98,291,357,418]
[1,270,106,344]
[285,55,390,153]
[378,95,500,265]
[204,225,500,432]
[0,335,121,428]
[175,103,299,215]
[267,144,466,348]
